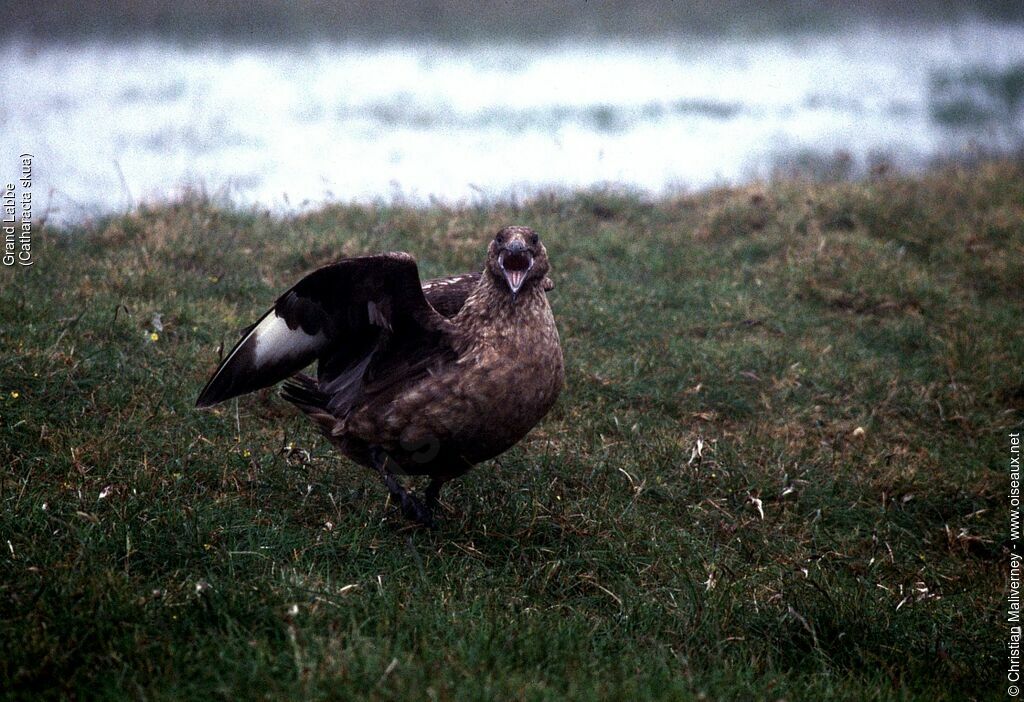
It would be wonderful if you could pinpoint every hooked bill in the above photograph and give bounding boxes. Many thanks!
[500,250,533,293]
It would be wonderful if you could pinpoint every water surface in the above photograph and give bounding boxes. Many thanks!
[2,20,1022,224]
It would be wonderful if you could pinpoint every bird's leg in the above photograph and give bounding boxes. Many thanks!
[370,447,435,528]
[423,477,447,511]
[424,458,472,514]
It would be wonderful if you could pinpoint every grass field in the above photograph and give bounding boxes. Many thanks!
[1,162,1020,700]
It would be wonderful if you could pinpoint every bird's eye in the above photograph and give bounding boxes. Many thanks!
[495,233,505,245]
[530,233,539,245]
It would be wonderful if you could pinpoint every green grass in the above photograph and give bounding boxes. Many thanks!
[1,162,1021,700]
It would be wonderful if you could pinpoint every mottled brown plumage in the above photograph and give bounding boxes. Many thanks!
[196,226,563,526]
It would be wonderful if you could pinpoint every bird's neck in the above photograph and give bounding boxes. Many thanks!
[454,270,548,327]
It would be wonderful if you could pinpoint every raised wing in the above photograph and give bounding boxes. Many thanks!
[422,273,480,317]
[196,253,452,408]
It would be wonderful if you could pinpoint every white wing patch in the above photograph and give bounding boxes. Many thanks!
[252,312,326,365]
[197,307,330,407]
[422,274,475,292]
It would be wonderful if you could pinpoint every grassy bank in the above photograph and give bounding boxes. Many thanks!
[1,162,1021,700]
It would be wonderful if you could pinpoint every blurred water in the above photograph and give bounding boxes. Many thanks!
[2,20,1023,224]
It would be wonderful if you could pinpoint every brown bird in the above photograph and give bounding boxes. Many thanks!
[196,226,564,527]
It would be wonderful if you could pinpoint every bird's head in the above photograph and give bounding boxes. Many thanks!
[486,225,549,297]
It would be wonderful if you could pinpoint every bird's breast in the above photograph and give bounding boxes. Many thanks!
[444,302,564,454]
[356,291,564,467]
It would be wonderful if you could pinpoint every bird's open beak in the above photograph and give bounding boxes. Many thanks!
[499,248,534,294]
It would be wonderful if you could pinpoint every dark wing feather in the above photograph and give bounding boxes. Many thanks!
[422,272,480,317]
[196,252,452,408]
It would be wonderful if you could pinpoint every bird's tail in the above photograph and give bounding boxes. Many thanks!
[280,373,340,437]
